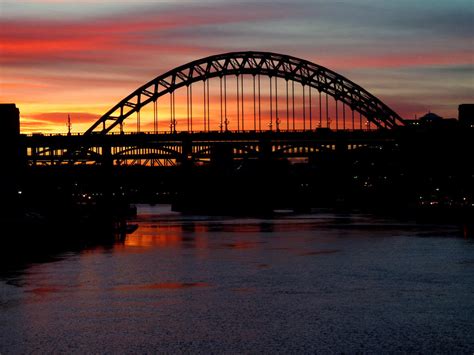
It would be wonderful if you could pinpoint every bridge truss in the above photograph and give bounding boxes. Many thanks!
[26,52,405,166]
[85,51,404,135]
[24,130,398,167]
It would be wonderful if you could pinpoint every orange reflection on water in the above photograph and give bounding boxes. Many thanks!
[124,234,183,249]
[119,224,189,250]
[119,223,273,252]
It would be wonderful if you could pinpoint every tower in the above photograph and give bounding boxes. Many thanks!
[0,104,21,215]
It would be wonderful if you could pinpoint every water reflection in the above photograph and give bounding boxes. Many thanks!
[1,204,473,354]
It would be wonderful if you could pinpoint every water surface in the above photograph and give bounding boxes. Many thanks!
[1,205,473,353]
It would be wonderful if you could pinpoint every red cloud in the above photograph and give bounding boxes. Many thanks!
[0,4,291,66]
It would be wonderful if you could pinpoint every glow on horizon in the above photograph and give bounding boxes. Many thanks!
[1,0,473,133]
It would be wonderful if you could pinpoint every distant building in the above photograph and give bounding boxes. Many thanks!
[459,104,474,127]
[1,103,20,136]
[404,111,458,128]
[403,119,421,127]
[419,112,443,124]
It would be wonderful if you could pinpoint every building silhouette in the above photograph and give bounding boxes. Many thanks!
[0,104,20,215]
[459,104,474,127]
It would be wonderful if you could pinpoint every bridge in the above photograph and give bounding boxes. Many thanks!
[23,51,405,167]
[5,51,473,213]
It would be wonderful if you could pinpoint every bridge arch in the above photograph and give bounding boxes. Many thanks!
[85,51,404,135]
[115,145,181,159]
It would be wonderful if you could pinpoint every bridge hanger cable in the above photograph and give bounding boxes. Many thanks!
[319,91,322,128]
[186,85,189,131]
[258,74,261,131]
[343,101,346,130]
[203,80,206,131]
[326,92,329,128]
[309,85,312,130]
[190,84,193,132]
[241,74,244,131]
[275,76,278,130]
[169,90,172,132]
[220,77,223,132]
[207,79,210,131]
[303,84,306,131]
[269,76,273,130]
[224,76,227,130]
[253,75,256,131]
[292,80,295,131]
[236,75,240,131]
[286,80,289,131]
[154,99,158,133]
[173,91,176,131]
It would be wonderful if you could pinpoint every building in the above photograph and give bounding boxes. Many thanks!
[459,104,474,127]
[0,104,21,213]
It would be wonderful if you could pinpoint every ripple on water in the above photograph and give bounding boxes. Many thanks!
[113,282,210,291]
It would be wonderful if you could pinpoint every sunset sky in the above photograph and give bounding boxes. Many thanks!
[1,0,473,133]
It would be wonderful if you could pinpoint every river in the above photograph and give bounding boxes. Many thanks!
[1,205,473,353]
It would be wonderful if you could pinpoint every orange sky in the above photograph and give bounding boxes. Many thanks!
[1,0,473,133]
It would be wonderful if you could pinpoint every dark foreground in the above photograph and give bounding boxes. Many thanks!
[0,205,473,353]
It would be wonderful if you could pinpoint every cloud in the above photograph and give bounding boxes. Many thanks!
[24,111,100,122]
[0,3,293,66]
[3,0,473,132]
[20,112,103,133]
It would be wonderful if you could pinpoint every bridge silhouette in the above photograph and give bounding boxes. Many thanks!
[1,51,471,232]
[25,51,406,167]
[5,51,471,216]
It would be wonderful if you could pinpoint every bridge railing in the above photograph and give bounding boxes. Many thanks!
[24,128,382,138]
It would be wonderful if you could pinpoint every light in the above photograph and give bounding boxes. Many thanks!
[18,190,22,195]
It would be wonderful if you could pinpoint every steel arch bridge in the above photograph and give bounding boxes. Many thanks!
[25,52,406,166]
[85,51,404,135]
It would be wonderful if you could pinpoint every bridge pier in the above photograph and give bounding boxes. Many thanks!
[334,140,351,205]
[102,143,113,167]
[258,137,273,161]
[210,143,234,167]
[179,135,193,167]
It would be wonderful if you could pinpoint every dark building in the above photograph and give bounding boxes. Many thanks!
[0,104,21,214]
[459,104,474,127]
[419,112,443,124]
[405,112,458,129]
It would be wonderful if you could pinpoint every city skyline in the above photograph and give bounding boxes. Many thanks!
[1,0,473,133]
